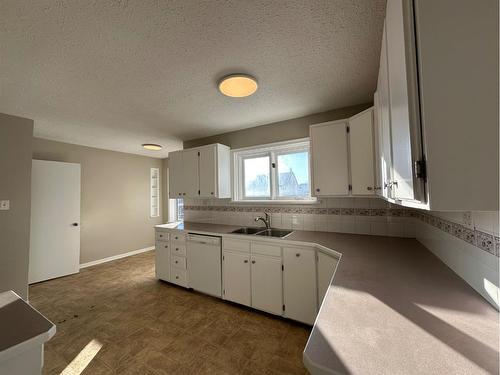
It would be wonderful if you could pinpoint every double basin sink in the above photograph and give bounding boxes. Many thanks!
[231,227,293,238]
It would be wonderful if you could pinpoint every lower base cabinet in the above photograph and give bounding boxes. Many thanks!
[283,246,318,325]
[155,240,170,281]
[251,254,283,315]
[223,251,251,307]
[317,252,339,308]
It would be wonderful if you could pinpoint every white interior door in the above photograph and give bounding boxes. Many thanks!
[29,160,81,284]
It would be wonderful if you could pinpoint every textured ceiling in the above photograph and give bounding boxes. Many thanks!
[0,0,386,157]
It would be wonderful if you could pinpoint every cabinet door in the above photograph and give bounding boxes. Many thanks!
[310,121,349,196]
[349,109,375,195]
[223,252,251,307]
[168,151,183,198]
[182,149,200,197]
[199,145,217,198]
[250,255,283,315]
[376,23,394,199]
[317,252,338,309]
[283,247,317,325]
[155,241,170,281]
[386,0,422,201]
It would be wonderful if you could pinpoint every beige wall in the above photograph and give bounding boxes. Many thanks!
[33,138,163,264]
[183,103,372,149]
[0,113,34,300]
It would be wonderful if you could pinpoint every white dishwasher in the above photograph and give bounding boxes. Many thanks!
[186,234,222,298]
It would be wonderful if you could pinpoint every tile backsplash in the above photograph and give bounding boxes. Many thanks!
[183,197,499,258]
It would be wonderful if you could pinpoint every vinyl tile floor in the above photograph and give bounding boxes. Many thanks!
[29,251,311,375]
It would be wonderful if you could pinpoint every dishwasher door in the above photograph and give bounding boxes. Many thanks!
[186,234,222,298]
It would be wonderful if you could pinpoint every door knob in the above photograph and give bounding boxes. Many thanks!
[72,223,79,226]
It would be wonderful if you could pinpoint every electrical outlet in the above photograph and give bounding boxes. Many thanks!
[0,200,10,210]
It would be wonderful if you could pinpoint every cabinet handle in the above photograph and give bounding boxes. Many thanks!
[164,245,168,248]
[316,188,320,192]
[251,260,256,264]
[178,193,182,196]
[175,276,179,279]
[367,186,373,191]
[159,234,163,238]
[211,192,214,195]
[374,186,382,190]
[244,260,248,263]
[183,193,186,195]
[175,248,179,251]
[175,261,178,264]
[296,253,301,257]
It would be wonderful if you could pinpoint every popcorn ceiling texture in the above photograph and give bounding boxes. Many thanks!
[0,0,385,157]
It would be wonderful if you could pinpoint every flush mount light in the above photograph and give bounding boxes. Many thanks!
[218,74,258,97]
[142,143,162,151]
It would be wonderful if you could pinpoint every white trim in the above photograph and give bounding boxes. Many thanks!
[79,246,155,269]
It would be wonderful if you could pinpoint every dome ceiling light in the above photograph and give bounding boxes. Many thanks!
[218,74,258,97]
[142,143,162,151]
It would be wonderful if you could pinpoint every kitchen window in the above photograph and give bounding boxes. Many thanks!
[233,139,314,202]
[150,168,160,217]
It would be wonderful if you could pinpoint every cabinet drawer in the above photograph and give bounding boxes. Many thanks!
[223,238,250,253]
[171,255,186,269]
[170,268,188,287]
[155,241,169,251]
[251,242,281,257]
[155,231,169,242]
[170,232,186,243]
[171,244,186,256]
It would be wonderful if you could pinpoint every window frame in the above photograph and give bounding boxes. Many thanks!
[232,138,315,203]
[150,168,160,218]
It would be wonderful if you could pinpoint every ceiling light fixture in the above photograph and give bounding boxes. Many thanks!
[142,143,162,151]
[218,74,258,97]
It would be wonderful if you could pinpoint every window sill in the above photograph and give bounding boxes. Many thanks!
[231,199,319,205]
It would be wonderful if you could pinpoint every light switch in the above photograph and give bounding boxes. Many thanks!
[0,200,10,210]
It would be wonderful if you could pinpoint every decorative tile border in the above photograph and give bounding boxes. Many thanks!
[184,204,499,257]
[412,210,499,257]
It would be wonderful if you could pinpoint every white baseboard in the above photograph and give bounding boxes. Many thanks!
[79,246,155,269]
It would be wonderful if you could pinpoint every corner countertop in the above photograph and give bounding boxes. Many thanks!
[156,222,499,374]
[0,291,56,362]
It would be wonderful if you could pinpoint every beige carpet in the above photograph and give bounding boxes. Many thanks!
[29,251,311,374]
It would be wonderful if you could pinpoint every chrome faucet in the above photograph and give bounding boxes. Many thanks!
[255,212,271,229]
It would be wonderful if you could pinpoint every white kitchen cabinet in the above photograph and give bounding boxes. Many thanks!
[385,0,424,203]
[222,251,251,307]
[283,246,317,325]
[310,120,349,196]
[349,108,375,195]
[168,143,231,199]
[182,149,200,197]
[250,254,283,315]
[374,23,394,200]
[317,252,338,309]
[168,151,183,198]
[155,239,170,281]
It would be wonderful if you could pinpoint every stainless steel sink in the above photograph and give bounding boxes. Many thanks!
[231,227,266,235]
[254,229,294,238]
[231,227,294,238]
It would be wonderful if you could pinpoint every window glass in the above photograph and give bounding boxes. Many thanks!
[176,199,184,220]
[243,156,271,198]
[277,151,310,198]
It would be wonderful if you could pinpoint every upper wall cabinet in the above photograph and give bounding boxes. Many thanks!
[168,143,231,199]
[349,108,376,195]
[310,108,376,197]
[310,120,350,196]
[375,0,498,210]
